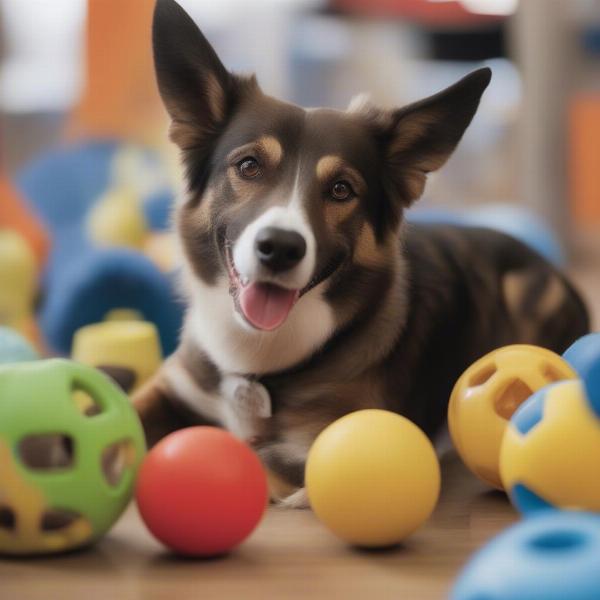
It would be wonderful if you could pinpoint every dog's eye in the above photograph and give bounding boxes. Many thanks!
[330,181,353,202]
[238,157,261,179]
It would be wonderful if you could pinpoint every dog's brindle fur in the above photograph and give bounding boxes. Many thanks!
[135,0,590,504]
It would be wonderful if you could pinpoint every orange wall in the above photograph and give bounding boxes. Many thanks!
[570,94,600,225]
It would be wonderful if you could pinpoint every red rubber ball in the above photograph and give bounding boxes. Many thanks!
[135,426,268,556]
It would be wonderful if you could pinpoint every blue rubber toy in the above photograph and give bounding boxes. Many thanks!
[0,326,39,364]
[17,141,182,355]
[563,333,600,414]
[407,203,565,267]
[38,244,181,356]
[452,512,600,600]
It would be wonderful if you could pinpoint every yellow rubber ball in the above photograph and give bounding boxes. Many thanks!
[448,345,576,490]
[305,409,440,547]
[500,379,600,513]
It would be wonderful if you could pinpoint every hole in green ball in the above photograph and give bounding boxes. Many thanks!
[102,439,136,487]
[40,509,81,531]
[18,434,74,470]
[71,385,103,417]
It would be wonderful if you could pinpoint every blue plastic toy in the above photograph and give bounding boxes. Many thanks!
[500,377,600,514]
[17,141,183,355]
[39,245,181,356]
[498,332,600,516]
[0,326,39,364]
[408,203,565,267]
[563,333,600,412]
[452,512,600,600]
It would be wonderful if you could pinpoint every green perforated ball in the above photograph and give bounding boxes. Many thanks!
[0,359,146,555]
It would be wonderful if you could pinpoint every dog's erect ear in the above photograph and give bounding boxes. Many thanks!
[377,67,491,207]
[152,0,256,151]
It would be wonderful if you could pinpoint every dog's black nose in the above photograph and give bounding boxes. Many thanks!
[255,227,307,272]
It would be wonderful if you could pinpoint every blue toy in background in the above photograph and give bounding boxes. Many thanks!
[462,204,565,268]
[39,246,181,357]
[0,326,39,364]
[408,203,565,267]
[406,206,466,227]
[452,512,600,600]
[17,141,183,356]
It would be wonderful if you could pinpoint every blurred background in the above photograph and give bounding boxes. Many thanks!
[0,0,598,370]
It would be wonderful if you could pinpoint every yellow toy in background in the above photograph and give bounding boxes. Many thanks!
[86,145,178,272]
[500,379,600,514]
[87,184,147,250]
[305,409,440,548]
[71,320,162,394]
[0,229,39,344]
[448,345,577,490]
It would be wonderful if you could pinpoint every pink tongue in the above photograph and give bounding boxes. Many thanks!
[239,282,298,331]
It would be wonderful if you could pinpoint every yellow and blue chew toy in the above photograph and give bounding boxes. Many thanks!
[500,333,600,513]
[453,334,600,600]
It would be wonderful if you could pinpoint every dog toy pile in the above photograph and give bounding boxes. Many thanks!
[0,348,443,557]
[0,327,598,593]
[450,332,600,599]
[1,143,183,357]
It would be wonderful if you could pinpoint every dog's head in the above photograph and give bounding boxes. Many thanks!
[153,0,490,337]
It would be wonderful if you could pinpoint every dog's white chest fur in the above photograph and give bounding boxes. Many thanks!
[185,274,336,375]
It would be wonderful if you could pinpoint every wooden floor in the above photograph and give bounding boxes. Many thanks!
[0,233,598,600]
[0,457,516,600]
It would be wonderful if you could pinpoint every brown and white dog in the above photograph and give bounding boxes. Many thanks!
[134,0,590,506]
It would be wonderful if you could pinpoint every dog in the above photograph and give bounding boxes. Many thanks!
[134,0,590,507]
